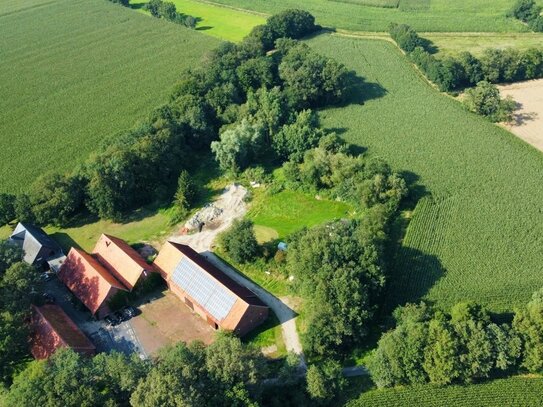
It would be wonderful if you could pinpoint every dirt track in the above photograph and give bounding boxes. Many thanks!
[167,184,306,366]
[499,79,543,152]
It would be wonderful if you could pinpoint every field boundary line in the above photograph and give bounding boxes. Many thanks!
[188,0,271,17]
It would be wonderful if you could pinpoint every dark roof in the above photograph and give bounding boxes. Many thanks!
[170,242,267,307]
[10,223,62,265]
[17,223,61,250]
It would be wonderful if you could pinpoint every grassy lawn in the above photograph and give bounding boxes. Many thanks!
[309,34,543,313]
[243,312,286,358]
[347,376,543,406]
[247,189,354,239]
[211,0,528,32]
[0,0,217,193]
[425,32,543,57]
[132,0,266,42]
[44,205,177,253]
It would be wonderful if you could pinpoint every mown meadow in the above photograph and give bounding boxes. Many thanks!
[347,376,543,406]
[132,0,266,42]
[308,35,543,312]
[0,0,218,193]
[212,0,527,32]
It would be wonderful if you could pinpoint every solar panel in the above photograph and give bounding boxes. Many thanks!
[171,257,236,321]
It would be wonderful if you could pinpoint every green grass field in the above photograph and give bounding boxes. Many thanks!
[425,32,543,57]
[212,0,527,32]
[348,376,543,406]
[132,0,266,42]
[0,0,218,193]
[247,189,353,238]
[308,34,543,313]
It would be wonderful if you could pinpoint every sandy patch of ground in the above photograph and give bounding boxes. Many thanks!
[170,184,248,251]
[498,79,543,152]
[131,290,214,355]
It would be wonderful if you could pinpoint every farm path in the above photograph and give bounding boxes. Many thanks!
[168,184,306,367]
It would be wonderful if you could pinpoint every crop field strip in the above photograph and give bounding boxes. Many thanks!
[0,0,218,193]
[211,0,527,32]
[308,35,543,312]
[348,376,543,406]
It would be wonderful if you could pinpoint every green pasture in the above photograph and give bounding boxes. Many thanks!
[212,0,527,32]
[348,376,543,406]
[0,0,218,193]
[44,205,177,252]
[426,32,543,57]
[247,189,353,238]
[309,35,543,312]
[132,0,266,42]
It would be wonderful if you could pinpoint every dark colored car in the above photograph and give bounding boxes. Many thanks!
[40,273,53,282]
[105,314,120,327]
[114,310,128,323]
[123,306,138,318]
[42,293,55,304]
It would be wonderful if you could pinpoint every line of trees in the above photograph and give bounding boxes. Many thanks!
[508,0,543,32]
[0,10,332,228]
[0,242,43,384]
[3,333,347,406]
[144,0,197,28]
[389,23,543,92]
[370,289,543,388]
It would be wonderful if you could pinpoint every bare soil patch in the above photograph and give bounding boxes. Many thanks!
[131,290,215,355]
[171,184,248,252]
[499,79,543,152]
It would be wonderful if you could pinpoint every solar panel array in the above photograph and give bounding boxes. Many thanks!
[171,257,236,321]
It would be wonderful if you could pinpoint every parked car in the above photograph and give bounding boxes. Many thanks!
[42,293,55,304]
[114,310,128,323]
[122,306,138,318]
[40,273,53,282]
[105,314,120,327]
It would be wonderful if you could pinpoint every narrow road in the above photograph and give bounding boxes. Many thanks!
[203,252,306,369]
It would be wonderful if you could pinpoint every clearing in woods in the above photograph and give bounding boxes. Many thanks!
[308,34,543,312]
[499,79,543,153]
[0,0,218,193]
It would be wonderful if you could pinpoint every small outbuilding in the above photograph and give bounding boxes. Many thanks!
[9,222,63,268]
[30,304,95,359]
[153,242,268,336]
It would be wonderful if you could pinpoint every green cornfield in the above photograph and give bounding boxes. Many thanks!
[0,0,218,193]
[308,35,543,312]
[212,0,527,32]
[348,377,543,406]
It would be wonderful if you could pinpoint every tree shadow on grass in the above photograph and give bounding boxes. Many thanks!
[129,2,146,10]
[383,246,445,314]
[196,26,213,31]
[342,71,388,105]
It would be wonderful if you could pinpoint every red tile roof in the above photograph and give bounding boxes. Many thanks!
[93,234,152,290]
[30,304,95,359]
[58,248,126,315]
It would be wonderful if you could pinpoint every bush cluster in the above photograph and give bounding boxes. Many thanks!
[389,23,543,92]
[370,288,543,388]
[283,135,407,213]
[463,81,516,123]
[286,211,390,356]
[144,0,197,28]
[508,0,543,32]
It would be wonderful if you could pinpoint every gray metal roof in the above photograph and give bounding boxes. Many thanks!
[171,257,236,321]
[10,223,62,266]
